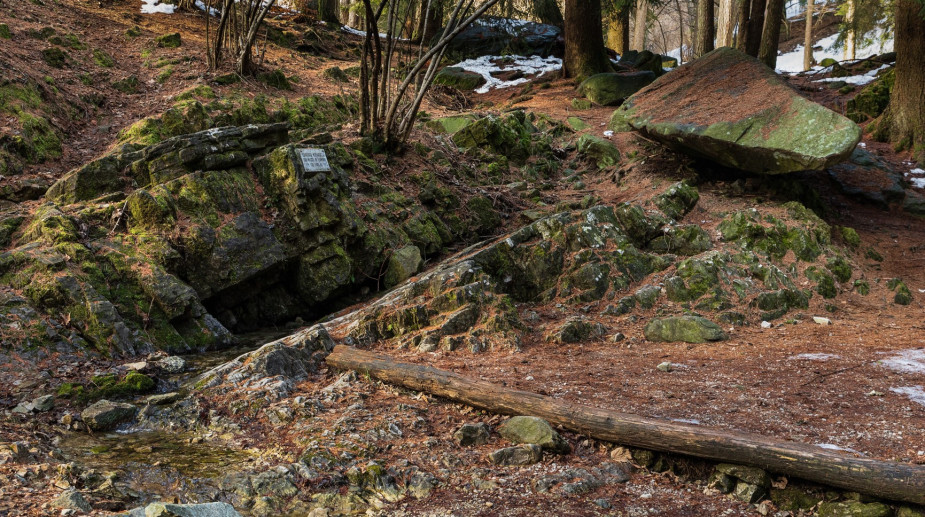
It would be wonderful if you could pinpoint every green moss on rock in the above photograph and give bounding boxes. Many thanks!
[155,33,182,48]
[644,315,728,343]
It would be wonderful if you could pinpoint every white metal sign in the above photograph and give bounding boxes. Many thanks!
[299,148,331,172]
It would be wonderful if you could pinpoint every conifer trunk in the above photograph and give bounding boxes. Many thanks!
[757,0,783,68]
[607,8,630,54]
[744,0,765,56]
[717,0,736,47]
[874,0,925,164]
[695,0,715,57]
[533,0,563,26]
[320,0,340,24]
[633,0,648,50]
[563,0,612,80]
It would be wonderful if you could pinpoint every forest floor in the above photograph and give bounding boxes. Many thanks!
[1,1,924,516]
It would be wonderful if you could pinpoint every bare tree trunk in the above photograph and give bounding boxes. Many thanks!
[606,8,630,54]
[873,0,925,165]
[757,0,783,68]
[736,0,751,51]
[633,0,647,50]
[803,0,814,70]
[844,0,856,60]
[716,0,736,47]
[563,0,612,80]
[694,0,715,57]
[744,0,765,56]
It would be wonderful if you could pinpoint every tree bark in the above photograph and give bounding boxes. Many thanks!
[716,0,736,47]
[606,8,630,55]
[632,0,647,50]
[844,0,856,60]
[564,0,612,80]
[757,0,783,68]
[326,345,925,506]
[744,0,765,56]
[803,0,814,70]
[873,0,925,165]
[736,0,751,51]
[695,0,715,57]
[533,0,564,27]
[320,0,340,24]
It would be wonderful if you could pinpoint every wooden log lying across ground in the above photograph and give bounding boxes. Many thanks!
[326,345,925,505]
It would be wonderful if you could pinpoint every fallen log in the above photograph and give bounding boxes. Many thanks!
[326,345,925,505]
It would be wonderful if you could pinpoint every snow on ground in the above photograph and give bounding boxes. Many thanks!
[341,25,409,41]
[812,63,892,86]
[195,0,219,16]
[815,443,862,453]
[451,55,562,94]
[890,386,925,407]
[880,349,925,374]
[789,353,840,361]
[906,168,925,189]
[776,29,893,74]
[141,0,176,14]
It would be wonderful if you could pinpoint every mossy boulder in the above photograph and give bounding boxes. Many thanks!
[41,48,68,68]
[498,416,570,454]
[648,225,712,255]
[817,501,893,517]
[847,69,894,123]
[92,48,114,67]
[771,487,821,512]
[323,66,350,83]
[384,245,422,288]
[576,135,620,168]
[257,70,291,90]
[434,67,486,91]
[653,181,699,220]
[644,315,728,343]
[612,47,861,174]
[81,399,138,431]
[452,112,537,164]
[0,24,11,40]
[888,278,913,305]
[155,33,182,48]
[426,116,475,135]
[578,71,656,106]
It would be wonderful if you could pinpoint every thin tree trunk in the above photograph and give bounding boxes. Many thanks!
[606,8,630,55]
[873,0,925,164]
[844,0,856,60]
[803,0,814,70]
[633,0,647,50]
[695,0,715,57]
[675,0,685,61]
[717,0,736,47]
[236,0,276,75]
[757,0,783,68]
[563,0,612,80]
[326,345,925,506]
[744,0,765,56]
[736,0,751,51]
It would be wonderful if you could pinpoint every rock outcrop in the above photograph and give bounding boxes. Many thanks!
[610,47,861,174]
[440,16,562,61]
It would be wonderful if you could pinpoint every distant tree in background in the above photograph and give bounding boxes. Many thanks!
[319,0,340,23]
[758,0,784,67]
[873,0,925,164]
[532,0,564,26]
[694,0,715,56]
[633,0,649,49]
[564,0,613,79]
[604,0,632,54]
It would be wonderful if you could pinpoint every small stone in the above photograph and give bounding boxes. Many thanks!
[81,400,137,431]
[156,356,186,374]
[50,490,92,513]
[813,316,832,325]
[124,361,148,371]
[454,423,490,446]
[32,394,55,412]
[146,392,181,405]
[488,444,542,466]
[733,480,767,504]
[715,464,772,487]
[656,361,672,372]
[866,390,884,397]
[498,416,570,454]
[610,332,626,342]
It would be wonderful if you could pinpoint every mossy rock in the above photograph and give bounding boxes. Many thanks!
[257,69,291,90]
[90,372,156,399]
[770,487,821,512]
[155,33,182,48]
[112,76,140,94]
[426,116,474,135]
[578,72,656,107]
[322,66,350,83]
[125,25,142,38]
[576,134,620,168]
[433,67,486,91]
[817,501,893,517]
[48,33,85,50]
[887,278,913,305]
[648,225,712,256]
[0,24,11,40]
[653,181,699,220]
[92,48,114,68]
[819,57,838,67]
[571,98,592,110]
[213,73,240,85]
[754,288,809,320]
[466,196,502,237]
[384,245,422,288]
[498,416,570,454]
[847,69,894,123]
[41,48,68,68]
[840,226,861,247]
[644,315,728,343]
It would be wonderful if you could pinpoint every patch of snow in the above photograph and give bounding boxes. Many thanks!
[880,349,925,374]
[910,168,925,175]
[603,130,614,137]
[776,29,893,74]
[890,386,925,406]
[815,443,861,453]
[858,142,866,148]
[912,178,925,189]
[195,0,219,16]
[789,353,840,361]
[671,418,701,425]
[341,25,408,41]
[451,55,562,94]
[141,0,176,14]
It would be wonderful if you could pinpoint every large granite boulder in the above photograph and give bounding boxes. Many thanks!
[440,16,562,61]
[610,47,861,174]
